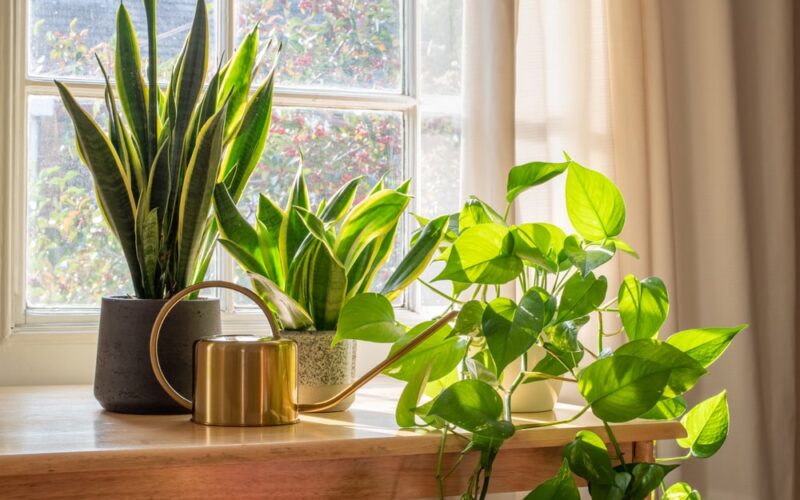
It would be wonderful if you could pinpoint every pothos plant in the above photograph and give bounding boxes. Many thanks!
[56,0,278,298]
[214,169,449,331]
[337,155,744,499]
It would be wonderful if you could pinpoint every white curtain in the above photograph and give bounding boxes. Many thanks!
[606,1,796,498]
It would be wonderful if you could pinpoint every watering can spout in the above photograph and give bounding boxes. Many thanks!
[149,281,458,426]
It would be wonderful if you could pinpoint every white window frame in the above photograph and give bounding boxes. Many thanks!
[0,0,464,386]
[5,0,452,335]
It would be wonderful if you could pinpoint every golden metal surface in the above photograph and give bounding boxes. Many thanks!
[193,335,298,426]
[149,281,459,426]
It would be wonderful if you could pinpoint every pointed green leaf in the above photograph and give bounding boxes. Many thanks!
[677,390,729,458]
[434,223,522,285]
[450,300,485,337]
[507,161,569,203]
[557,272,608,322]
[213,183,260,255]
[663,482,702,500]
[533,343,584,377]
[382,214,448,299]
[565,161,625,240]
[427,379,515,440]
[219,26,258,138]
[221,74,275,200]
[176,103,226,287]
[334,293,405,345]
[563,430,614,484]
[459,196,504,231]
[385,320,466,382]
[523,459,579,500]
[115,3,149,164]
[220,238,267,276]
[482,289,546,375]
[320,176,362,223]
[619,275,670,340]
[545,316,589,352]
[511,223,567,273]
[396,363,433,428]
[578,355,671,422]
[334,189,410,268]
[615,339,706,397]
[249,272,314,330]
[627,463,678,500]
[563,235,615,277]
[666,325,746,368]
[55,81,143,296]
[172,0,208,162]
[306,243,347,330]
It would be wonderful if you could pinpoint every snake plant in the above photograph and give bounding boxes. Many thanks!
[55,0,278,298]
[214,170,448,331]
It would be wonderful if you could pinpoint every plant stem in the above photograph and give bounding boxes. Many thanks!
[419,279,464,304]
[603,421,626,467]
[597,310,605,354]
[503,354,529,420]
[503,201,512,222]
[656,453,692,462]
[579,342,599,360]
[515,404,590,431]
[435,427,449,499]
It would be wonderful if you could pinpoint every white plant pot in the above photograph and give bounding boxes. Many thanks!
[504,345,562,413]
[281,330,357,412]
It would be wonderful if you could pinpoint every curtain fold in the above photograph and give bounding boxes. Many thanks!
[606,1,796,498]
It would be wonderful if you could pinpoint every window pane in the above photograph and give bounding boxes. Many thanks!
[232,106,404,305]
[26,95,130,307]
[420,0,462,97]
[418,113,461,308]
[235,0,402,92]
[28,0,218,81]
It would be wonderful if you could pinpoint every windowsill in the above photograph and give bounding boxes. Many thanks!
[0,308,432,386]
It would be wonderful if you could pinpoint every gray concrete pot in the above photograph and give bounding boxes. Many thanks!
[95,296,221,414]
[281,330,356,412]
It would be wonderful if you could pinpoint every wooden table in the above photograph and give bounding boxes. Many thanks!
[0,378,684,499]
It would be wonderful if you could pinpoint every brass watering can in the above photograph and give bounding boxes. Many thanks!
[149,281,456,426]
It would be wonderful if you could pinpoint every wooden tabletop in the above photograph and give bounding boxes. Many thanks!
[0,378,685,498]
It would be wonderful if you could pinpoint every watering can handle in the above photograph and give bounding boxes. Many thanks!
[298,309,459,413]
[149,280,282,410]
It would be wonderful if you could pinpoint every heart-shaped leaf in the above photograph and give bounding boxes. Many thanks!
[565,161,626,241]
[427,379,515,440]
[507,161,569,203]
[483,290,547,375]
[618,275,669,340]
[511,223,567,273]
[333,293,405,345]
[563,430,614,484]
[666,325,746,368]
[557,272,608,322]
[523,459,579,500]
[578,355,671,422]
[615,339,706,397]
[563,235,615,277]
[384,320,467,382]
[450,300,485,337]
[434,223,522,285]
[677,390,729,458]
[663,482,702,500]
[459,196,504,231]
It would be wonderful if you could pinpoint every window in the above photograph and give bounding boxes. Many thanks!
[17,0,463,327]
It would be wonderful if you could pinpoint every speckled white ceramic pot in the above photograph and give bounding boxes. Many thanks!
[281,330,357,412]
[504,345,562,413]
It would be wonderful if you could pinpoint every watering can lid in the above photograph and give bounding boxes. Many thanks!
[199,334,292,344]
